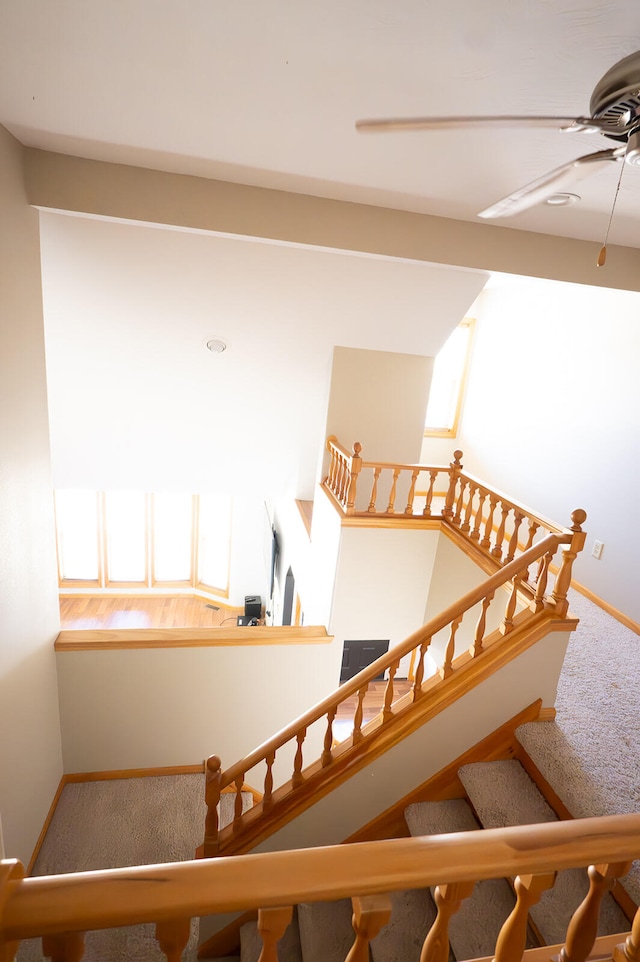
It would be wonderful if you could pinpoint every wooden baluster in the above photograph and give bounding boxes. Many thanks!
[382,659,400,723]
[0,859,24,962]
[346,442,362,515]
[41,933,86,962]
[491,503,510,559]
[470,591,494,657]
[155,919,191,962]
[470,488,486,541]
[203,754,222,857]
[505,511,524,563]
[322,706,337,766]
[500,574,522,635]
[233,775,245,826]
[337,455,347,503]
[461,482,476,533]
[422,469,438,517]
[618,901,640,961]
[346,895,392,962]
[480,493,498,550]
[291,728,307,787]
[386,468,401,514]
[368,467,381,513]
[494,873,556,962]
[453,478,467,526]
[443,450,463,520]
[552,509,588,617]
[412,636,432,701]
[440,615,462,679]
[405,469,420,515]
[532,550,554,611]
[523,519,540,552]
[560,861,631,962]
[263,750,276,809]
[256,905,293,962]
[352,685,368,743]
[420,881,474,962]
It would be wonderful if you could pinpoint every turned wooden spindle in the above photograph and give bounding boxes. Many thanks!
[263,750,276,809]
[533,550,554,611]
[203,754,222,857]
[470,591,494,657]
[291,728,307,788]
[352,686,368,743]
[346,442,363,514]
[155,918,191,962]
[552,509,588,617]
[41,932,86,962]
[453,478,467,526]
[505,511,524,563]
[422,469,438,516]
[470,488,486,541]
[386,468,401,514]
[491,504,510,559]
[500,573,522,635]
[480,493,498,550]
[412,637,432,700]
[382,660,400,723]
[440,615,462,678]
[234,774,245,825]
[405,469,420,515]
[461,482,477,533]
[256,905,293,962]
[618,901,640,961]
[322,706,337,766]
[494,872,556,962]
[560,861,630,962]
[421,881,474,962]
[346,895,392,962]
[523,519,540,552]
[443,451,463,520]
[368,467,381,513]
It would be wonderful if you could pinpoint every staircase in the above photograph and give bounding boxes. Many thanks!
[215,759,632,962]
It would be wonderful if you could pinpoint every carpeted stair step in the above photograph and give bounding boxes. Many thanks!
[297,899,355,962]
[458,760,630,945]
[403,799,531,960]
[240,910,303,962]
[370,887,438,962]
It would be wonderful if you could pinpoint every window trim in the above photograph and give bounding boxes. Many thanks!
[424,317,475,439]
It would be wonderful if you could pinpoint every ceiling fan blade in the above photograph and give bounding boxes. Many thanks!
[477,147,624,219]
[355,115,607,134]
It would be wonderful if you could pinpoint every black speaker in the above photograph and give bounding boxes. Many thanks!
[244,595,262,619]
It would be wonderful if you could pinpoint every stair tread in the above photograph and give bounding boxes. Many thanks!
[370,888,437,962]
[404,798,528,959]
[297,900,355,962]
[458,760,629,944]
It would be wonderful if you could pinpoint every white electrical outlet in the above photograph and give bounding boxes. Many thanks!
[592,540,604,560]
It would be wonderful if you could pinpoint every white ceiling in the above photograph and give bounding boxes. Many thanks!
[2,1,640,248]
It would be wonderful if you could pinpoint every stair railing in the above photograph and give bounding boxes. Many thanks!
[3,814,640,962]
[203,514,586,857]
[323,439,573,572]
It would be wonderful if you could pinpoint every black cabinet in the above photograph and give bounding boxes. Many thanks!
[340,639,390,683]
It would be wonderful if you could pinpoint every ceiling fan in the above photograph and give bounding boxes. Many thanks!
[356,51,640,252]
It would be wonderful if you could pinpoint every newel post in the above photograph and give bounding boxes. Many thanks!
[443,450,463,520]
[552,509,587,617]
[203,754,222,858]
[346,442,362,515]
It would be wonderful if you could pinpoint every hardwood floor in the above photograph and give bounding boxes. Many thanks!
[59,595,244,629]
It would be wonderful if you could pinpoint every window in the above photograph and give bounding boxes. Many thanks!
[55,491,232,597]
[424,318,475,437]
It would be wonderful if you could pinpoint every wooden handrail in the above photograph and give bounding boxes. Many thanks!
[3,815,640,942]
[218,532,565,791]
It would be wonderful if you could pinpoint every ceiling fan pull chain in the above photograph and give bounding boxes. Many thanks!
[597,156,627,267]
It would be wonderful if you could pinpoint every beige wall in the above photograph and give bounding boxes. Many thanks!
[0,126,63,863]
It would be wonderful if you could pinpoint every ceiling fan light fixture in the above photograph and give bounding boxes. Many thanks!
[544,192,581,207]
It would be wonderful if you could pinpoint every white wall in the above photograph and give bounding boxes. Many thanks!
[56,640,343,783]
[423,277,640,624]
[330,526,440,677]
[0,125,63,863]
